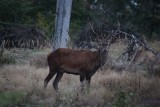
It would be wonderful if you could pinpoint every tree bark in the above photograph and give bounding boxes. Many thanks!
[53,0,72,50]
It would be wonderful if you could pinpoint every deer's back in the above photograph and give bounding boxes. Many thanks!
[47,48,99,72]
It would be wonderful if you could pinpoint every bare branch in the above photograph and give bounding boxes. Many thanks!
[89,22,99,37]
[79,22,159,66]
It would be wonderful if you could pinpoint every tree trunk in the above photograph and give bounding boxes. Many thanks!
[53,0,72,50]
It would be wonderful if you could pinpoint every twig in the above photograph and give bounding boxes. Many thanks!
[89,22,99,37]
[128,46,138,66]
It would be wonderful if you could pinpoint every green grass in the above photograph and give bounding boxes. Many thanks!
[0,91,27,107]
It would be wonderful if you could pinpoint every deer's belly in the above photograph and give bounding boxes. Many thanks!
[60,65,80,75]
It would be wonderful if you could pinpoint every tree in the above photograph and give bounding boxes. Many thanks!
[53,0,73,50]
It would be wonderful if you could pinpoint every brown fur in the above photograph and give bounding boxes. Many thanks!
[44,48,108,90]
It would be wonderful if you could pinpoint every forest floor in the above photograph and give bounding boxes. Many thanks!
[0,41,160,107]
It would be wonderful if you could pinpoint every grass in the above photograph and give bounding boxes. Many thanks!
[0,91,27,107]
[0,41,160,107]
[0,64,160,107]
[150,41,160,51]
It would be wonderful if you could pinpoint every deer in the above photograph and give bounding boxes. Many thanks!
[44,42,109,91]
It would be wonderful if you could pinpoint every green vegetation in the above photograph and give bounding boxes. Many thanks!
[0,91,27,107]
[112,90,134,107]
[0,0,159,40]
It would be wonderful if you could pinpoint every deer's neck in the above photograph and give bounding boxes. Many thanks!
[98,50,106,67]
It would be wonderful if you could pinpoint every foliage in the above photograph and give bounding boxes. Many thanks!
[0,0,159,42]
[36,12,55,37]
[70,0,92,35]
[0,0,56,38]
[91,0,160,39]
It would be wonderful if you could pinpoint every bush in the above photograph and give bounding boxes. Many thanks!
[0,55,16,65]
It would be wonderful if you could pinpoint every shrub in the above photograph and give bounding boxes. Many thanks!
[0,55,16,65]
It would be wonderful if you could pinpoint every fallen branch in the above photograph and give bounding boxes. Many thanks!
[79,22,159,66]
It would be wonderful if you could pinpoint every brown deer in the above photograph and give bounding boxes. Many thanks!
[44,44,109,91]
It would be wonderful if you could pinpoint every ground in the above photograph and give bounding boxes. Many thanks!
[0,41,160,107]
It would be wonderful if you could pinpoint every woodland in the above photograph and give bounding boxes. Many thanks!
[0,0,160,107]
[0,0,159,44]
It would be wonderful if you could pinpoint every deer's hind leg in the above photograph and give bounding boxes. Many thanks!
[80,72,86,91]
[53,72,63,91]
[44,68,57,88]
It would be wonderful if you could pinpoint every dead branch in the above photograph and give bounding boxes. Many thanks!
[79,22,159,66]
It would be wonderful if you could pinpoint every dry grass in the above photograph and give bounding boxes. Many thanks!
[150,41,160,51]
[0,42,160,107]
[0,64,160,107]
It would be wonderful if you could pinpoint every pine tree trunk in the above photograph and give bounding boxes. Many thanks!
[53,0,72,50]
